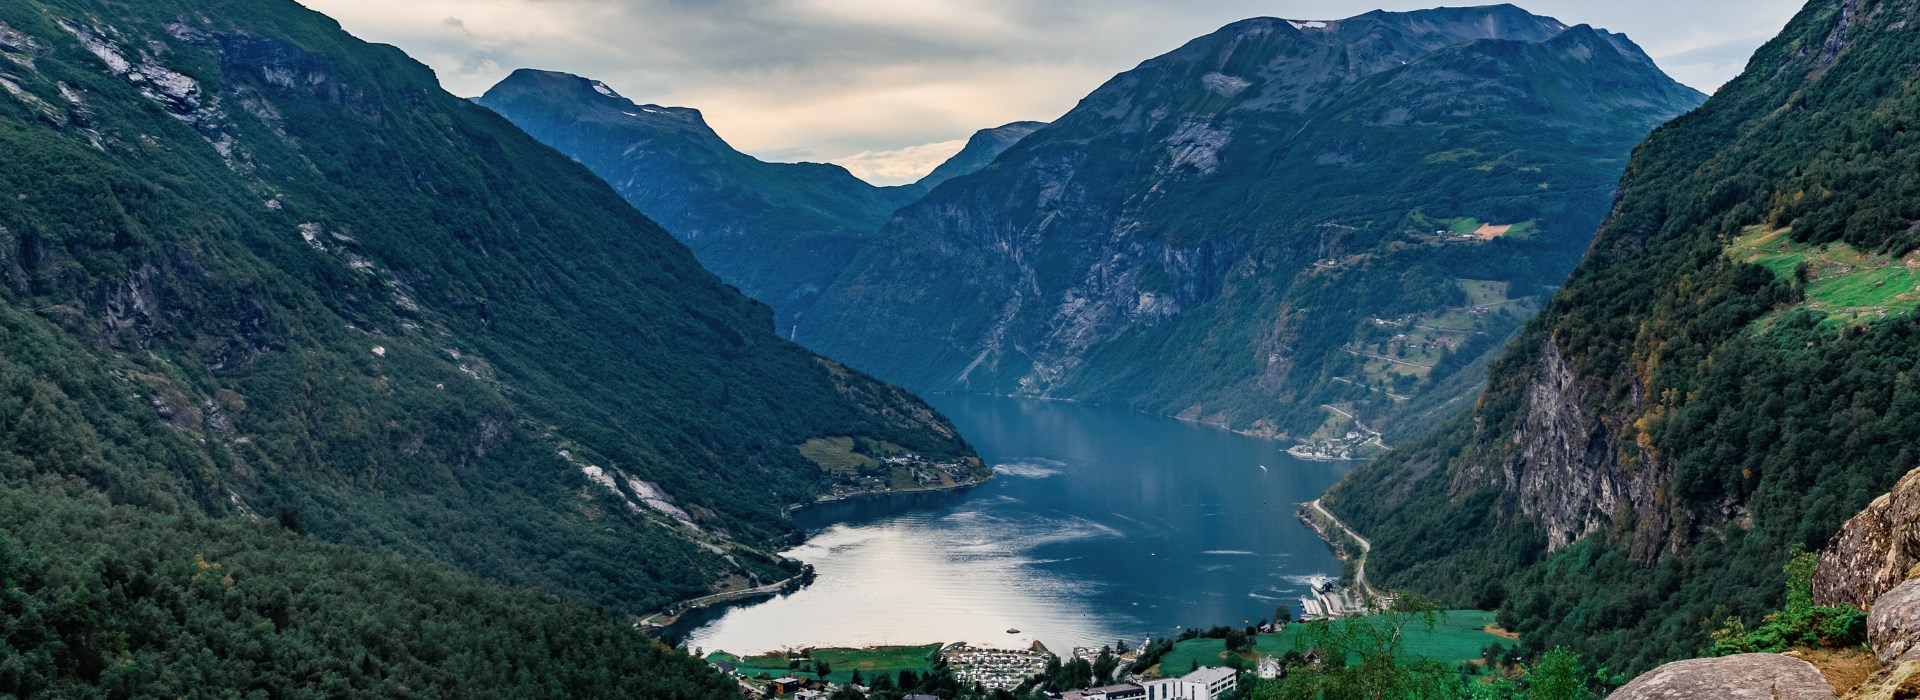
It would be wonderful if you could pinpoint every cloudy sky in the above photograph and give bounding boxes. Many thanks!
[297,0,1805,185]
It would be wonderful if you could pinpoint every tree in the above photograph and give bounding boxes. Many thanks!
[1275,604,1294,626]
[850,670,863,686]
[1524,648,1593,700]
[815,660,832,681]
[1270,595,1457,700]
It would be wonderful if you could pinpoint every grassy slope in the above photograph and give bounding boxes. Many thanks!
[1155,611,1511,673]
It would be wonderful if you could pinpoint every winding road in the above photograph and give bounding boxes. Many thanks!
[1308,498,1381,601]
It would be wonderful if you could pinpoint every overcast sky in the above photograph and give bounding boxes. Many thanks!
[297,1,1806,185]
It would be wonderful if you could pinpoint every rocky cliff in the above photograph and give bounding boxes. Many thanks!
[800,5,1703,441]
[1325,0,1920,673]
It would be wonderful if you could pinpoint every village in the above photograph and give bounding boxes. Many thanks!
[705,643,1256,700]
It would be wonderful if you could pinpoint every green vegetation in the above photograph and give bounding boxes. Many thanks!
[1156,611,1514,673]
[0,484,737,699]
[798,437,882,474]
[1326,0,1920,676]
[707,645,940,685]
[1730,226,1920,324]
[0,0,970,619]
[1707,548,1866,656]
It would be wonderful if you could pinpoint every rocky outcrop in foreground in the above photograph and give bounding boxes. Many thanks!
[1814,468,1920,609]
[1609,654,1836,700]
[1614,466,1920,698]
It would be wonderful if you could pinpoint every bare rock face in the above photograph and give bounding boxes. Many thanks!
[1871,580,1920,665]
[1815,467,1920,608]
[1610,654,1837,700]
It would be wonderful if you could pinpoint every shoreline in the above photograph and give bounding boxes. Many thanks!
[782,472,992,517]
[651,473,995,634]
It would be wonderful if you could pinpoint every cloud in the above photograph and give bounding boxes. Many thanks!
[296,0,1803,184]
[834,139,967,185]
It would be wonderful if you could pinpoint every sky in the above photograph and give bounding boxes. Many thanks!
[296,0,1806,185]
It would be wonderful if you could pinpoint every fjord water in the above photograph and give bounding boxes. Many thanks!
[674,395,1353,654]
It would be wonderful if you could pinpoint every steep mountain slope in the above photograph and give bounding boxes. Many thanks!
[1326,0,1920,673]
[478,71,1043,333]
[800,5,1705,442]
[914,120,1047,191]
[0,0,972,623]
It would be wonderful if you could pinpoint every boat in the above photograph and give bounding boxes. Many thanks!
[1007,628,1020,634]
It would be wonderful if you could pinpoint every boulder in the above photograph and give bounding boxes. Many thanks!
[1815,467,1920,609]
[1871,580,1920,664]
[1610,653,1837,699]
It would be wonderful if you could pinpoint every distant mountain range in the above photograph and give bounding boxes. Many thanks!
[480,71,1045,333]
[492,7,1704,448]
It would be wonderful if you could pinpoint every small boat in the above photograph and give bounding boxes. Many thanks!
[1007,628,1021,634]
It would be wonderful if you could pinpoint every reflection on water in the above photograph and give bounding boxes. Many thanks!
[672,395,1355,655]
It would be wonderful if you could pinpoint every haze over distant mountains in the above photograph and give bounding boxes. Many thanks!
[491,7,1704,449]
[481,71,1045,331]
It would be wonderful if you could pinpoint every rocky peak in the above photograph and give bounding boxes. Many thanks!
[483,69,710,133]
[914,120,1048,190]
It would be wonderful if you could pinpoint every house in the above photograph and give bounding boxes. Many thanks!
[1257,655,1283,680]
[794,691,825,700]
[904,695,940,700]
[1063,683,1146,700]
[769,677,807,695]
[1141,667,1239,700]
[713,661,739,676]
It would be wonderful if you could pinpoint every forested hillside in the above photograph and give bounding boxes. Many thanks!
[0,0,970,631]
[0,485,738,698]
[798,6,1704,443]
[1326,0,1920,674]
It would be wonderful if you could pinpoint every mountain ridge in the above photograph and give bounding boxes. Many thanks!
[480,69,1044,333]
[797,6,1704,444]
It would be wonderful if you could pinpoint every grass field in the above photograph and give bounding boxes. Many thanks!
[1153,611,1514,675]
[1731,226,1920,325]
[707,644,941,685]
[797,436,878,475]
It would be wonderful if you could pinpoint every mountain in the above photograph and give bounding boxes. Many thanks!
[478,71,1043,333]
[1324,0,1920,674]
[0,0,973,637]
[796,5,1705,445]
[914,120,1047,190]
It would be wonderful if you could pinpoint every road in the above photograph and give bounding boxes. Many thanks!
[636,575,800,628]
[1308,498,1381,601]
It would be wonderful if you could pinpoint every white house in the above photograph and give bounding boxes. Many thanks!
[1257,655,1283,680]
[1140,666,1238,700]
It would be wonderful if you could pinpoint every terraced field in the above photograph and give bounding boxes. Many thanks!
[1730,226,1920,325]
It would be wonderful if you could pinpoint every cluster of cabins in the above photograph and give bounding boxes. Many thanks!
[1059,667,1239,700]
[944,643,1052,690]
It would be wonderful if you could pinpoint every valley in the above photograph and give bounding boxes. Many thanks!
[14,0,1920,698]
